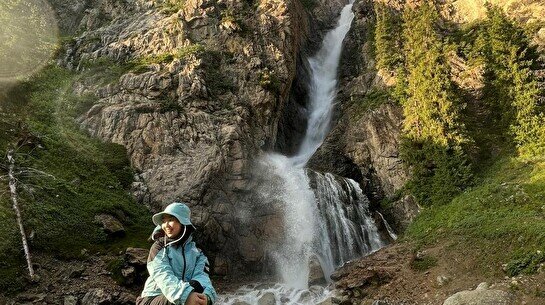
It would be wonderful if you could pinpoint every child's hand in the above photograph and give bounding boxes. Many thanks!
[185,292,207,305]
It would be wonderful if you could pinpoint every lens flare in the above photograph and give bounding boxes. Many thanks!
[0,0,59,82]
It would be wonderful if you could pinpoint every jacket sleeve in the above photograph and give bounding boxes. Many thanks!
[191,250,217,304]
[147,246,194,305]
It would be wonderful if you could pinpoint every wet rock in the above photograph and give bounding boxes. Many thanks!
[94,214,125,236]
[316,297,333,305]
[81,289,112,305]
[125,247,148,266]
[213,256,229,276]
[121,266,135,279]
[308,255,326,286]
[384,195,420,233]
[443,282,515,305]
[257,292,276,305]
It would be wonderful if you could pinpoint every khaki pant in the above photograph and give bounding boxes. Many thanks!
[136,295,174,305]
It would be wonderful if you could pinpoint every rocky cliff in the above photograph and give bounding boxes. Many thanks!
[51,0,355,275]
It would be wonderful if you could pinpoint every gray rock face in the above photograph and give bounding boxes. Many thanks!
[59,0,318,274]
[383,195,420,233]
[443,282,515,305]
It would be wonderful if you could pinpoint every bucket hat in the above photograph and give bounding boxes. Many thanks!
[152,202,193,227]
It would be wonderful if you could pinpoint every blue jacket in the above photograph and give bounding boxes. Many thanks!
[141,203,217,304]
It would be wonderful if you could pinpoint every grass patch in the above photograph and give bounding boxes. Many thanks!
[404,156,545,276]
[410,255,438,271]
[0,64,151,293]
[505,250,545,277]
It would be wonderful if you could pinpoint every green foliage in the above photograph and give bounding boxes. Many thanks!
[401,3,468,146]
[397,3,473,205]
[132,44,206,73]
[401,141,472,206]
[0,65,151,292]
[469,5,545,159]
[405,157,545,275]
[107,257,128,285]
[373,3,403,71]
[0,199,26,294]
[505,250,545,277]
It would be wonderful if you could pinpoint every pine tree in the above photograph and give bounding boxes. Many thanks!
[473,5,545,158]
[399,2,472,205]
[374,3,403,71]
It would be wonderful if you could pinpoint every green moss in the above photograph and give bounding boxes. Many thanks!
[160,0,186,14]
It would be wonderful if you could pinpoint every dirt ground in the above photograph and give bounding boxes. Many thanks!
[331,242,545,305]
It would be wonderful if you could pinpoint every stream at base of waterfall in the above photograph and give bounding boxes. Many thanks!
[217,2,396,304]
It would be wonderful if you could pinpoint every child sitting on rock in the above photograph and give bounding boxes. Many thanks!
[137,202,217,305]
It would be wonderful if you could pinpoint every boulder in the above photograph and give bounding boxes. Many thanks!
[125,247,148,266]
[443,282,515,305]
[308,255,326,286]
[94,214,125,236]
[257,292,276,305]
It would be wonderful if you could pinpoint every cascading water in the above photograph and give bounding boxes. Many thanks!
[218,1,395,304]
[290,2,356,168]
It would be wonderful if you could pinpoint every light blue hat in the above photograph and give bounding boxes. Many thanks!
[152,202,193,226]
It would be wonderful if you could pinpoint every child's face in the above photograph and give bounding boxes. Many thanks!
[161,214,182,238]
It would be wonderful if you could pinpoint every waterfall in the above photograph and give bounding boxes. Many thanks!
[266,0,388,287]
[218,1,395,303]
[311,172,385,278]
[290,2,356,168]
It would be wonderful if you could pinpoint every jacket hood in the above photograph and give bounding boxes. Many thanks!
[152,202,193,227]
